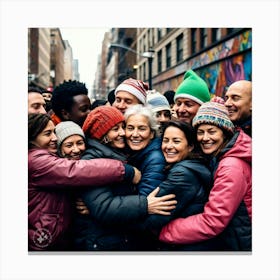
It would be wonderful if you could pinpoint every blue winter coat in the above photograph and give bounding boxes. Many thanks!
[127,137,166,196]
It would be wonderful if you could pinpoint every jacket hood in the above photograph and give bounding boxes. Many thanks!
[219,129,252,165]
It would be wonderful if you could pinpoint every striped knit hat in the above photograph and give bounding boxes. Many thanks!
[192,99,235,135]
[115,78,149,104]
[174,69,210,104]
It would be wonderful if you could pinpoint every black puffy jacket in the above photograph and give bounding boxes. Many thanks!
[74,139,148,251]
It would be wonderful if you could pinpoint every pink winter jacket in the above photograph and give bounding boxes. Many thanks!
[159,129,252,246]
[28,148,126,250]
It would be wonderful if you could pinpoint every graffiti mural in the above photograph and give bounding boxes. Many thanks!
[197,51,252,96]
[154,30,252,96]
[195,30,252,96]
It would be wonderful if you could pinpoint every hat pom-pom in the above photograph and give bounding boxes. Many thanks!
[211,96,225,105]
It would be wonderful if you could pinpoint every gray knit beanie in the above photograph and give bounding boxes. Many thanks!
[55,121,85,151]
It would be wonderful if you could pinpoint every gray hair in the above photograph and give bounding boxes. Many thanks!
[124,104,159,136]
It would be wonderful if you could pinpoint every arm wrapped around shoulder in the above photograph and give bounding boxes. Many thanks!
[28,149,127,189]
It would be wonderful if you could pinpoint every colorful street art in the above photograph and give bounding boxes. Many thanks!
[197,51,252,96]
[155,30,252,96]
[193,30,252,96]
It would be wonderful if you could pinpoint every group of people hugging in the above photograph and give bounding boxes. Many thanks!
[28,69,252,252]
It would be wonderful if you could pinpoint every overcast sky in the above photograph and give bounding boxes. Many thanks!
[60,27,110,91]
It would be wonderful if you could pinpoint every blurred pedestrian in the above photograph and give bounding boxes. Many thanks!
[42,90,53,114]
[90,99,108,110]
[107,89,116,105]
[163,90,175,107]
[28,86,46,114]
[224,80,252,137]
[113,78,149,114]
[159,99,252,251]
[174,69,210,124]
[51,80,91,127]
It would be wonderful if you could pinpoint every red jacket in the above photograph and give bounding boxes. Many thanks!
[28,148,127,250]
[159,129,252,250]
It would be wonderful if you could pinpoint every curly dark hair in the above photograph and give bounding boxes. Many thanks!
[28,113,51,149]
[51,80,88,119]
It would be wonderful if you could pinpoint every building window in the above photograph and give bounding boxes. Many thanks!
[166,28,171,34]
[191,28,197,54]
[139,65,142,81]
[158,28,162,41]
[143,61,146,81]
[157,50,162,73]
[200,28,207,49]
[227,28,235,34]
[212,28,221,43]
[166,43,171,69]
[176,34,183,63]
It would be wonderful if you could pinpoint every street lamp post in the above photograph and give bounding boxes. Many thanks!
[143,48,155,89]
[110,43,155,89]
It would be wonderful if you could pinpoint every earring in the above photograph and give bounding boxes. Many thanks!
[101,135,111,144]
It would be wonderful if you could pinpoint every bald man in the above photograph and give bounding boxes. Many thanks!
[224,80,252,137]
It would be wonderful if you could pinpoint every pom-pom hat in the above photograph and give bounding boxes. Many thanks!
[146,90,171,113]
[82,106,125,140]
[174,69,210,104]
[115,78,149,104]
[55,121,85,150]
[192,99,235,135]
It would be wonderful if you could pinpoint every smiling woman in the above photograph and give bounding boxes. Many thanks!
[72,105,176,251]
[132,120,216,251]
[55,121,86,160]
[28,113,143,251]
[159,99,252,251]
[124,104,165,197]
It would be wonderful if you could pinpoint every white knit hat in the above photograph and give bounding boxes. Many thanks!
[146,90,171,113]
[55,121,85,150]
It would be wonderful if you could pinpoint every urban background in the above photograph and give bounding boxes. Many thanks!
[28,27,252,101]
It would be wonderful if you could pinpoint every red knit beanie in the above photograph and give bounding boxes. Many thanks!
[82,106,125,140]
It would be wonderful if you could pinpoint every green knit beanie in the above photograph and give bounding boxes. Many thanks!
[174,69,210,105]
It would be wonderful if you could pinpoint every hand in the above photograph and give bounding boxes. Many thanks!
[132,167,141,184]
[147,187,177,215]
[76,198,90,215]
